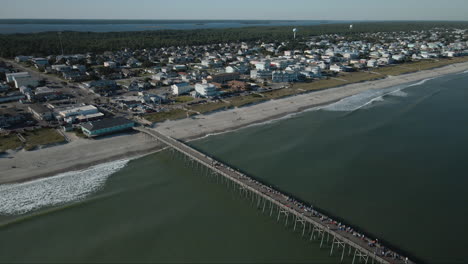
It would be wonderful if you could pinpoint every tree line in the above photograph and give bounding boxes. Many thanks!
[0,21,467,58]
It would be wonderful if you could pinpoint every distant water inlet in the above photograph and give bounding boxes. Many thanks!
[0,160,129,215]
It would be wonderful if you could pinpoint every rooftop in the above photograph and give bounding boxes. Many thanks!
[81,117,134,132]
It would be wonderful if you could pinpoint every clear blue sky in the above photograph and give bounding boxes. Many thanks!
[1,0,467,21]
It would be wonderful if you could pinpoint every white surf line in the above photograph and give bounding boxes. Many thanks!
[0,159,130,216]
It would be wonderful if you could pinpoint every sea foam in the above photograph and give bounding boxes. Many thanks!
[321,78,437,112]
[193,78,437,140]
[0,159,129,215]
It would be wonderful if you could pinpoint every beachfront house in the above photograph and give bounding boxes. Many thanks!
[171,83,194,95]
[195,83,218,97]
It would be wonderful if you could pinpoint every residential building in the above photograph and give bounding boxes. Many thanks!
[14,56,32,63]
[6,72,30,83]
[28,104,54,121]
[13,76,38,89]
[171,83,194,95]
[367,59,378,68]
[195,83,218,97]
[250,70,273,80]
[330,64,344,72]
[32,58,49,67]
[104,61,117,68]
[272,71,299,83]
[209,73,240,83]
[57,104,102,123]
[52,64,72,72]
[80,117,135,137]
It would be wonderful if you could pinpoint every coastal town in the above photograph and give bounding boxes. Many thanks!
[3,0,468,261]
[1,27,468,152]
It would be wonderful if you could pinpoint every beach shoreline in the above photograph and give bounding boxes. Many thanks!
[156,61,468,140]
[2,61,468,184]
[0,132,164,184]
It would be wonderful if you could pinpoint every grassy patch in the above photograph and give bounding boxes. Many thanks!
[340,71,384,82]
[22,128,65,150]
[144,109,188,123]
[0,134,23,152]
[73,129,87,138]
[188,101,231,114]
[174,96,194,103]
[145,57,468,123]
[117,79,133,86]
[228,94,268,107]
[374,57,468,76]
[293,78,349,91]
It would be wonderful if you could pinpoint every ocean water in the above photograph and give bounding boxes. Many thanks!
[191,72,468,263]
[1,72,468,263]
[0,154,345,263]
[0,159,129,215]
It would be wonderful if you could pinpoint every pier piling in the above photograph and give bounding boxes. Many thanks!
[135,127,414,264]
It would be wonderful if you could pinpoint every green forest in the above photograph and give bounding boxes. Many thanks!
[1,21,467,58]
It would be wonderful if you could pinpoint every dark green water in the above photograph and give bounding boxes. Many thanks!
[0,153,344,263]
[1,73,467,263]
[191,73,468,263]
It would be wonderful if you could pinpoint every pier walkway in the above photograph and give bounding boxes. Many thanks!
[135,126,414,264]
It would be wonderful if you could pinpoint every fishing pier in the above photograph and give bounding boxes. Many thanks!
[135,126,414,264]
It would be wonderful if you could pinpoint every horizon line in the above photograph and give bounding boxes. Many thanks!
[0,18,468,22]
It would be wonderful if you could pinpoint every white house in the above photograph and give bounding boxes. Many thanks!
[367,59,378,68]
[104,61,117,68]
[152,72,167,81]
[255,60,271,71]
[392,54,406,61]
[195,83,218,97]
[58,105,100,118]
[226,66,238,73]
[6,72,30,83]
[201,59,213,67]
[171,83,194,95]
[330,64,344,72]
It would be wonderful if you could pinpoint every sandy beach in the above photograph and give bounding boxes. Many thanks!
[2,61,468,184]
[0,132,163,184]
[156,62,468,140]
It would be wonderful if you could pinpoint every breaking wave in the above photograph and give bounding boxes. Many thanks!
[0,159,129,215]
[407,78,435,87]
[192,77,439,140]
[321,78,435,112]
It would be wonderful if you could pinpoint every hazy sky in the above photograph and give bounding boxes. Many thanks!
[1,0,467,21]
